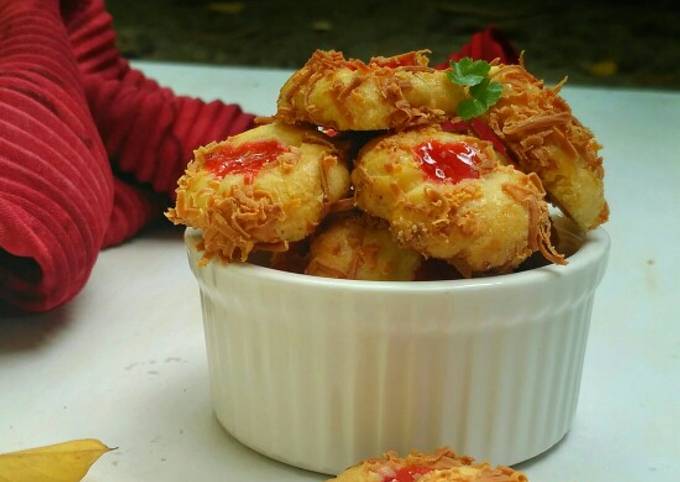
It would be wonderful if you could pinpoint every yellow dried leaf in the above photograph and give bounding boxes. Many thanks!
[311,19,333,32]
[207,2,244,14]
[0,439,113,482]
[586,60,618,77]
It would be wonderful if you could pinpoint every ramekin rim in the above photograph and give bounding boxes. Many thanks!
[185,227,610,291]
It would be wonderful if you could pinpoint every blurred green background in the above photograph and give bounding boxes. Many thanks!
[108,0,680,89]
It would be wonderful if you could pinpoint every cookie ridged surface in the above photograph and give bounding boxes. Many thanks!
[353,126,563,275]
[167,123,351,264]
[487,63,608,231]
[329,449,528,482]
[277,50,465,131]
[306,213,422,281]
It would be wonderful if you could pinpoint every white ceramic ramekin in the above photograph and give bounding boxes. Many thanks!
[185,224,609,475]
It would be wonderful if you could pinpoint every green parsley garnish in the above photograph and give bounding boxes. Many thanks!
[447,58,503,120]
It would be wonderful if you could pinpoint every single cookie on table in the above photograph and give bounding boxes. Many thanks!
[276,50,465,131]
[166,122,351,264]
[353,125,564,276]
[328,449,527,482]
[306,213,422,281]
[486,62,608,231]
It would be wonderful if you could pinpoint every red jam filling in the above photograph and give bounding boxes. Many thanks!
[383,466,432,482]
[204,140,289,181]
[413,140,480,183]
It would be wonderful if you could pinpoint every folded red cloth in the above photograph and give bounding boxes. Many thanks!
[1,0,254,311]
[62,0,163,248]
[104,177,165,248]
[84,73,254,195]
[0,0,113,311]
[436,27,519,68]
[62,0,254,246]
[62,0,130,81]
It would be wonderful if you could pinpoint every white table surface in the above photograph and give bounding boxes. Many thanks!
[1,61,679,482]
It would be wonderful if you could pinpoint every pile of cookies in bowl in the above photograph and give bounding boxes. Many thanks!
[168,49,610,477]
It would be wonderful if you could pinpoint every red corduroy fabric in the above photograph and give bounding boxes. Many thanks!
[103,178,164,248]
[1,0,254,311]
[62,0,255,247]
[83,73,255,196]
[0,0,113,311]
[62,0,162,248]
